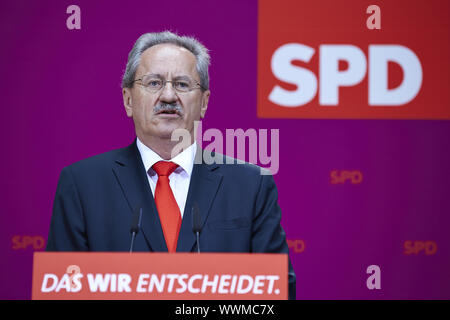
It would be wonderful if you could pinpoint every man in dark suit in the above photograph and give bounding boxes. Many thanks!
[46,31,296,299]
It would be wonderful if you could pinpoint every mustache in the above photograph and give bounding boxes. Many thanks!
[153,102,183,115]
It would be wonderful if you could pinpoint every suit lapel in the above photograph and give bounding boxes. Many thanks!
[112,140,168,252]
[177,149,223,252]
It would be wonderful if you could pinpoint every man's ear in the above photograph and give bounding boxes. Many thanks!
[123,88,133,117]
[200,90,210,119]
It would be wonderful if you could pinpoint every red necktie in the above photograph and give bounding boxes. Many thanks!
[152,161,182,252]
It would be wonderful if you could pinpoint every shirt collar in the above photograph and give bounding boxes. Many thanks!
[136,137,197,176]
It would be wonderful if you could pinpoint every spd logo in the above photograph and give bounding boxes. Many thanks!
[12,235,46,250]
[330,170,363,184]
[257,0,450,119]
[286,239,305,253]
[403,240,437,255]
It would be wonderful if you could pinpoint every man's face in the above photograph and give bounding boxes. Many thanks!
[123,43,210,142]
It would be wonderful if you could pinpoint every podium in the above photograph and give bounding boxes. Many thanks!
[32,252,288,300]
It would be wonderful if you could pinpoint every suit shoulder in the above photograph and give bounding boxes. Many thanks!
[206,151,269,177]
[63,145,130,174]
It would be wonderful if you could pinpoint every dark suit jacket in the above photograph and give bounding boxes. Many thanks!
[46,140,296,299]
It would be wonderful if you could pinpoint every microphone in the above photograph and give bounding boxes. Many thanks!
[192,203,202,253]
[129,206,143,253]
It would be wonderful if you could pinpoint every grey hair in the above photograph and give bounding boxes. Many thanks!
[121,31,210,90]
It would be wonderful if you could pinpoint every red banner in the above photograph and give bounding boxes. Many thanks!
[32,252,288,300]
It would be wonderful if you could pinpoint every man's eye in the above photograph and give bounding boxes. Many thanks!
[147,80,162,87]
[175,81,190,88]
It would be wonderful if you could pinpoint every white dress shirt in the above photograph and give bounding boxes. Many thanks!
[136,137,196,218]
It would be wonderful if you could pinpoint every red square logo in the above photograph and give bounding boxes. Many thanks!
[257,0,450,119]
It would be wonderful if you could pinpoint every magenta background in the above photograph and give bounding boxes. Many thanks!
[1,0,449,299]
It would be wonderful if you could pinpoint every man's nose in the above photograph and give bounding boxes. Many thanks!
[159,82,178,103]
